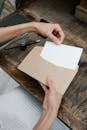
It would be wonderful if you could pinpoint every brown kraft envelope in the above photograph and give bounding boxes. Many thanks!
[18,46,79,95]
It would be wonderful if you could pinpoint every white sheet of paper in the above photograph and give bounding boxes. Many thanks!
[40,41,83,70]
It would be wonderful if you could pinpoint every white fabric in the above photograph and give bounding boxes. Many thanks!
[0,87,70,130]
[0,68,70,130]
[0,68,19,95]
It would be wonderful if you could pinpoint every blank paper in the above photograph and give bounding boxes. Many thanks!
[41,41,83,70]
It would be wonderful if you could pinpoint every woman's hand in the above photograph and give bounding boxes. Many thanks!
[34,22,65,44]
[33,78,62,130]
[41,78,62,115]
[0,22,64,43]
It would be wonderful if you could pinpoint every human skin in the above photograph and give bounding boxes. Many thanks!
[0,22,64,44]
[33,78,62,130]
[0,21,64,130]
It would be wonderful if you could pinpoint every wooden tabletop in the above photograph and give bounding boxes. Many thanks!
[0,7,87,130]
[0,32,87,130]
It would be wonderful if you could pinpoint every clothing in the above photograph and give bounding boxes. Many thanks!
[0,68,19,95]
[0,0,16,19]
[0,68,70,130]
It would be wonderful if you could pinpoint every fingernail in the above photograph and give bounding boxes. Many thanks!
[56,41,61,45]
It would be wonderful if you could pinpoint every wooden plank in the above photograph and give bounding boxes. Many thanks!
[0,1,87,129]
[80,0,87,9]
[0,38,87,130]
[75,5,87,23]
[75,0,87,23]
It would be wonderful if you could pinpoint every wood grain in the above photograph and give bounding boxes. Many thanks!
[80,0,87,9]
[0,1,87,129]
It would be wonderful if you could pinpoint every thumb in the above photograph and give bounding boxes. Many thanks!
[47,77,54,90]
[48,33,60,44]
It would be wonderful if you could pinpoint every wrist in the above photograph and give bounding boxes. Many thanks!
[44,107,58,119]
[31,22,41,33]
[19,22,38,33]
[41,108,57,129]
[33,108,57,130]
[30,22,39,33]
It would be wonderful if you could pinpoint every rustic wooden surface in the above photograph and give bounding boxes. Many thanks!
[80,0,87,9]
[0,0,87,130]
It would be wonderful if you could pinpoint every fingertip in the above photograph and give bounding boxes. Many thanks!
[53,35,63,44]
[54,40,61,45]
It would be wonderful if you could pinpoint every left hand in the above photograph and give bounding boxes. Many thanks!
[34,22,65,44]
[33,79,62,130]
[40,78,62,114]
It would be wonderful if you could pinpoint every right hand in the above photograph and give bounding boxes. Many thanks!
[34,22,65,44]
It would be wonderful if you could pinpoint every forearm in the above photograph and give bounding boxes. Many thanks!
[33,108,57,130]
[0,22,37,43]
